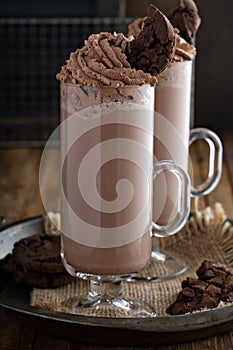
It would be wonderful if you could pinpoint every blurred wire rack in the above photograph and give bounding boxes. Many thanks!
[0,17,133,146]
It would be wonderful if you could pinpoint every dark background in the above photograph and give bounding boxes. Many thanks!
[0,0,232,145]
[194,0,233,133]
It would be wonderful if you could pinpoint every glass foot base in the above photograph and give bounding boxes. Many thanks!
[61,278,156,318]
[61,295,156,318]
[127,249,189,283]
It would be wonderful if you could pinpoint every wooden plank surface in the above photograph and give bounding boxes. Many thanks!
[0,148,44,224]
[0,134,233,349]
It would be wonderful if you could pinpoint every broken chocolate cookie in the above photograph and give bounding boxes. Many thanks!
[12,233,65,274]
[1,233,75,288]
[169,0,201,44]
[167,259,233,315]
[127,4,175,75]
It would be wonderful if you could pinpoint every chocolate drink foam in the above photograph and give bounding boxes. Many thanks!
[56,32,156,88]
[169,0,201,44]
[127,4,175,75]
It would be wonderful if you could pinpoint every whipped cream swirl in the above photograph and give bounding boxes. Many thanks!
[57,32,156,88]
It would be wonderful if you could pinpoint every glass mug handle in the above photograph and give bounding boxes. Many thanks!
[189,128,223,197]
[152,161,190,238]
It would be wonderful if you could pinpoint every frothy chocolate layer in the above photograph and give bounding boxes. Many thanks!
[169,0,201,44]
[57,32,156,88]
[127,4,175,75]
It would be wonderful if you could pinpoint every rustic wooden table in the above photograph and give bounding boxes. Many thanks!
[0,131,233,350]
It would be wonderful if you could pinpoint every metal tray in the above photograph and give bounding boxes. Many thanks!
[1,216,233,346]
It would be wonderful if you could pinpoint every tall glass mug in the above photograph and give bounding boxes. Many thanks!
[143,60,222,281]
[59,82,190,317]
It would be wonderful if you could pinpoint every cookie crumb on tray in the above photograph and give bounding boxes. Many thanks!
[167,259,233,315]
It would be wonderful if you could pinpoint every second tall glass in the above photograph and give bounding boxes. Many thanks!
[141,60,222,281]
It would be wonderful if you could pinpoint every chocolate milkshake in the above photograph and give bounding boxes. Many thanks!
[56,16,176,277]
[128,1,199,224]
[153,59,193,223]
[60,82,155,276]
[153,1,200,223]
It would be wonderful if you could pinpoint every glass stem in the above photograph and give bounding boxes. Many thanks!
[89,280,123,300]
[152,236,161,251]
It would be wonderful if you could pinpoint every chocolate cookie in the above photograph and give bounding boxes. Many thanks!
[0,233,75,288]
[11,263,74,289]
[169,0,201,44]
[127,4,175,75]
[166,260,233,315]
[12,233,65,274]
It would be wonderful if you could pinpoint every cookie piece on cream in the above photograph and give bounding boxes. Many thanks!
[127,4,175,76]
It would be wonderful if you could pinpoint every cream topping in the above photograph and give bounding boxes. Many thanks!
[57,32,157,87]
[173,28,196,61]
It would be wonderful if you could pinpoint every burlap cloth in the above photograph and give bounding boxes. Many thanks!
[31,203,233,317]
